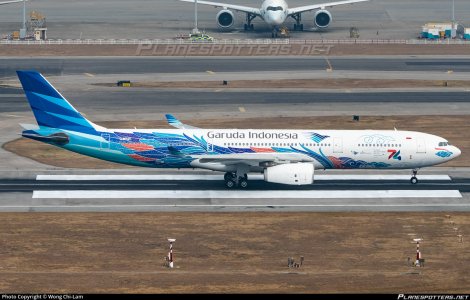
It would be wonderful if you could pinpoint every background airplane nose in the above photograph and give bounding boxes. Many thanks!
[455,147,462,157]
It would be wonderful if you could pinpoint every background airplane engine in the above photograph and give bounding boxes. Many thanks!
[264,163,314,185]
[216,9,235,28]
[314,9,332,28]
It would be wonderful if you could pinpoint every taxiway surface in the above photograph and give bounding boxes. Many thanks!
[2,57,470,78]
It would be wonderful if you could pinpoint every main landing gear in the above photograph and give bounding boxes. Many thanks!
[291,13,304,31]
[224,172,248,189]
[244,13,256,31]
[410,169,419,185]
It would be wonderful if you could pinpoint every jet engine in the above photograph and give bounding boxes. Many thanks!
[314,9,332,28]
[216,9,235,29]
[264,163,314,185]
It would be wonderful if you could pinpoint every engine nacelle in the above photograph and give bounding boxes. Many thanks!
[264,163,314,185]
[216,9,235,29]
[314,9,332,28]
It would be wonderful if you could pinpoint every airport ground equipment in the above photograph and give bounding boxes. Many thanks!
[420,22,463,39]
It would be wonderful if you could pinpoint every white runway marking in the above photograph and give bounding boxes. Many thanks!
[36,174,452,181]
[33,190,462,199]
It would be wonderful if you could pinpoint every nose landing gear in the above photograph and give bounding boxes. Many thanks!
[410,169,419,184]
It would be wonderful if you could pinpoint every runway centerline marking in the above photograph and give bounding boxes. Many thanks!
[32,190,462,199]
[239,106,246,113]
[36,174,452,181]
[83,73,95,77]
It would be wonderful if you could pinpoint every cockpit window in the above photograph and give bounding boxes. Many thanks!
[267,6,283,11]
[438,142,451,146]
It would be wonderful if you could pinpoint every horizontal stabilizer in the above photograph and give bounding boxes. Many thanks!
[165,114,199,130]
[19,123,40,131]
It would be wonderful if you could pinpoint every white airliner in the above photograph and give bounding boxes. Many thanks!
[177,0,370,37]
[17,71,461,189]
[0,0,23,5]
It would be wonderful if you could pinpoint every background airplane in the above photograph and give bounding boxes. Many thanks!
[17,71,461,189]
[177,0,370,37]
[0,0,24,5]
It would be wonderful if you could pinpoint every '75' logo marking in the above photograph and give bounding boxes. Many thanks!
[388,149,402,160]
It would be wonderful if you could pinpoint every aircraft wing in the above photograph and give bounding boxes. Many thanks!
[287,0,369,16]
[165,114,200,130]
[176,0,261,16]
[0,0,24,5]
[195,153,313,165]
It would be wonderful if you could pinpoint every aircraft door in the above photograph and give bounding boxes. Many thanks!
[333,138,343,153]
[206,137,214,152]
[416,138,426,154]
[100,133,110,149]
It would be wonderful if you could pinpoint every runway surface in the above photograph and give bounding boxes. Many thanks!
[2,57,470,78]
[1,178,464,192]
[0,175,469,212]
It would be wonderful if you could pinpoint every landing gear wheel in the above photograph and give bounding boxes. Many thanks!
[250,24,254,30]
[239,178,248,189]
[300,24,304,31]
[294,24,297,31]
[244,24,248,31]
[410,177,418,185]
[272,32,275,38]
[224,172,235,181]
[225,179,236,188]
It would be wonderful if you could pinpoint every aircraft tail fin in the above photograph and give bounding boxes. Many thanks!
[16,70,100,134]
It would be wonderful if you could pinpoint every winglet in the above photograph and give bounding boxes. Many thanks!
[165,114,199,129]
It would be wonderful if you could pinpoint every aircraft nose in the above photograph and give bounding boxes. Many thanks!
[454,146,462,158]
[268,14,283,25]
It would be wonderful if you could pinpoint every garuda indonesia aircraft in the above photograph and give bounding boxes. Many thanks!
[17,71,461,188]
[177,0,370,37]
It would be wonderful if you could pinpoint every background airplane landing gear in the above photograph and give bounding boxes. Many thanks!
[272,29,279,38]
[293,24,304,31]
[292,13,303,31]
[244,24,254,31]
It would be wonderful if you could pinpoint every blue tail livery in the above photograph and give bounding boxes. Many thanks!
[17,71,98,135]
